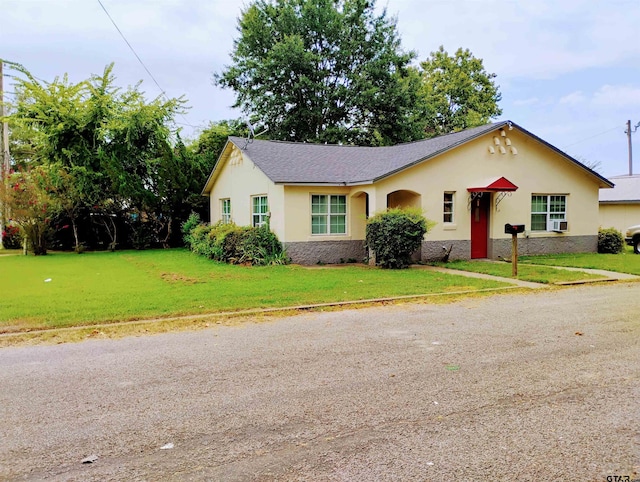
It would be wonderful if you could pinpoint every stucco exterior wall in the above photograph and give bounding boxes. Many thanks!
[208,145,286,239]
[599,203,640,234]
[207,129,605,264]
[281,185,363,243]
[371,129,601,258]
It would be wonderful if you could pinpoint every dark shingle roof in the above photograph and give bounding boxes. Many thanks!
[228,122,500,185]
[202,121,612,191]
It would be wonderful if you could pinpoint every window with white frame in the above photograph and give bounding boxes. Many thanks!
[311,194,347,235]
[252,195,268,227]
[221,198,231,224]
[531,195,566,231]
[443,192,454,223]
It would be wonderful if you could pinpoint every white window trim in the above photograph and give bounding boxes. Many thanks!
[311,194,348,236]
[443,191,455,224]
[221,198,231,224]
[251,195,269,227]
[531,194,567,232]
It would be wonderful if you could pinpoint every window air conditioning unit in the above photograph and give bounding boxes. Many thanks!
[548,219,568,232]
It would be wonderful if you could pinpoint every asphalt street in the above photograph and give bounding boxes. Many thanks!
[0,282,639,481]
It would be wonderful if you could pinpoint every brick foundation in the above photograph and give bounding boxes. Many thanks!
[422,235,597,262]
[285,240,367,265]
[286,235,597,265]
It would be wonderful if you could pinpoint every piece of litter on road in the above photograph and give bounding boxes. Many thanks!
[426,462,434,466]
[44,278,52,283]
[81,455,98,464]
[160,443,174,450]
[433,401,439,405]
[575,331,583,336]
[445,365,460,371]
[432,341,441,345]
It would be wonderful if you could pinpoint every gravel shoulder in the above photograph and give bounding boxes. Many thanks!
[0,283,638,481]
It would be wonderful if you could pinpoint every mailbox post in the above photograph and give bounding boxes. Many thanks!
[504,224,525,276]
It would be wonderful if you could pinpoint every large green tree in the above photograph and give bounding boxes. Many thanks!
[192,119,247,169]
[215,0,423,145]
[418,46,502,137]
[6,62,199,250]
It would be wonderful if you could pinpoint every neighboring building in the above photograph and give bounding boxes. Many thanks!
[202,121,613,264]
[599,175,640,234]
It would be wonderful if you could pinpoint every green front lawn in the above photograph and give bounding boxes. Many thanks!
[433,260,606,284]
[521,246,640,275]
[0,249,510,332]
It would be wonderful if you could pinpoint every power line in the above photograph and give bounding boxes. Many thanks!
[96,0,197,130]
[561,124,625,149]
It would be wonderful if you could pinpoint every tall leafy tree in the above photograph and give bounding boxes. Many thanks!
[193,119,247,163]
[215,0,423,145]
[418,46,502,137]
[7,62,193,249]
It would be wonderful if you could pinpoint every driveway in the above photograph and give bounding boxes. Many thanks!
[0,283,638,481]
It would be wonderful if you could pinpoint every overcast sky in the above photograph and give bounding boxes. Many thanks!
[3,0,640,177]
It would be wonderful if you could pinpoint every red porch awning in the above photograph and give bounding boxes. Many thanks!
[467,176,518,192]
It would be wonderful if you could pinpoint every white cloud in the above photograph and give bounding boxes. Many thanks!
[513,97,539,106]
[1,0,639,175]
[391,0,640,81]
[593,85,640,107]
[559,91,586,105]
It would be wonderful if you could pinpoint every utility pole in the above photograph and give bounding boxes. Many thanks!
[0,60,11,250]
[625,120,640,176]
[0,60,7,249]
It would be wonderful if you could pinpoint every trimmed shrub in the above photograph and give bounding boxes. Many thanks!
[598,227,624,254]
[242,225,289,265]
[366,208,432,269]
[183,220,288,265]
[208,221,242,260]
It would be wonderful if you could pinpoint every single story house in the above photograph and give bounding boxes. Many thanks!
[599,174,640,234]
[202,120,613,264]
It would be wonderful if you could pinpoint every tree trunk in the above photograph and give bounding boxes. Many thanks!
[72,220,82,253]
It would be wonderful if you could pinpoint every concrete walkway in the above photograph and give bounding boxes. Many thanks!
[412,265,550,289]
[412,263,640,288]
[532,264,640,284]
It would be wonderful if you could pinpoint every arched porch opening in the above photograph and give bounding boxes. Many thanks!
[387,190,421,210]
[350,191,369,240]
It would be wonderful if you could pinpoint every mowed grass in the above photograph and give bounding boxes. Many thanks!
[433,259,606,284]
[0,249,510,332]
[520,245,640,275]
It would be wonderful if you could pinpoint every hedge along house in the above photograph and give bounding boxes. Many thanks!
[202,121,613,265]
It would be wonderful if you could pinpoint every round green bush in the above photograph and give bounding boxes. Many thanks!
[365,208,431,269]
[597,227,624,254]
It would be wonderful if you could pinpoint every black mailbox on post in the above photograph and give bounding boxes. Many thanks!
[505,223,525,235]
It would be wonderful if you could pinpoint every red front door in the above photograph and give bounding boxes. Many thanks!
[470,194,490,259]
